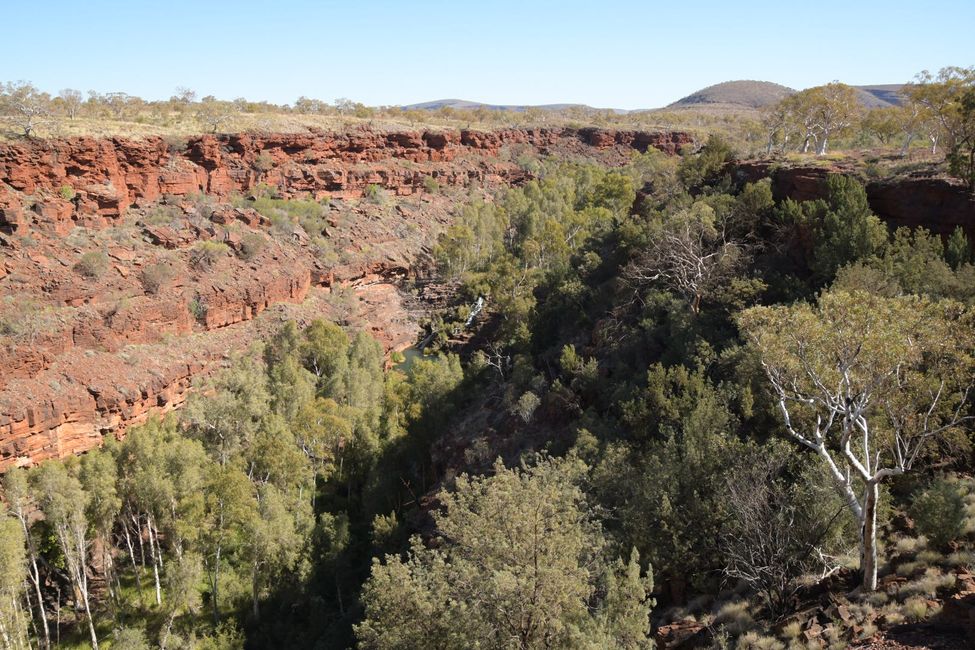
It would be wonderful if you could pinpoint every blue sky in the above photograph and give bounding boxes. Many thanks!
[3,0,972,109]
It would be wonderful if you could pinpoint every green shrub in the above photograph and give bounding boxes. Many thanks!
[74,251,110,279]
[185,191,215,219]
[250,195,328,237]
[422,175,439,194]
[140,262,174,294]
[0,297,57,342]
[239,232,267,260]
[364,183,388,204]
[253,152,274,173]
[910,477,967,548]
[58,184,76,201]
[189,241,230,270]
[143,204,183,225]
[903,596,931,622]
[188,298,207,323]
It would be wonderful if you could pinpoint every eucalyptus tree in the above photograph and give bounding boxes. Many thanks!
[2,468,50,648]
[0,505,30,649]
[31,461,100,649]
[739,290,975,590]
[623,202,747,314]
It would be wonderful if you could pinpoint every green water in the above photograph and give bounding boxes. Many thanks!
[393,346,424,373]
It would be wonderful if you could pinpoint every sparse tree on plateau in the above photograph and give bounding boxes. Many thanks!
[905,68,975,187]
[906,68,975,150]
[197,97,232,133]
[739,290,975,591]
[862,106,902,146]
[781,90,821,154]
[808,82,861,155]
[334,98,356,114]
[172,86,197,104]
[58,88,84,119]
[1,81,51,137]
[760,100,795,155]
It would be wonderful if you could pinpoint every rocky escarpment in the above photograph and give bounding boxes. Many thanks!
[0,127,692,236]
[735,160,975,238]
[0,127,692,469]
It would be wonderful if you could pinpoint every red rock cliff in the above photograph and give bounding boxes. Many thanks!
[735,160,975,239]
[0,127,693,235]
[0,127,693,469]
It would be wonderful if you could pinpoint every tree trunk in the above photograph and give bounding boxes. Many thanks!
[15,511,49,650]
[817,133,829,156]
[900,133,915,157]
[147,520,162,606]
[76,529,99,650]
[160,612,176,650]
[123,520,144,603]
[82,591,99,650]
[861,482,879,591]
[211,543,222,624]
[27,551,49,648]
[252,570,260,620]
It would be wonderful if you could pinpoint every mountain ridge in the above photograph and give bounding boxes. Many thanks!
[404,81,906,114]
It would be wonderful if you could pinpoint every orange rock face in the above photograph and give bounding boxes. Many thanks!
[0,127,693,469]
[0,127,693,235]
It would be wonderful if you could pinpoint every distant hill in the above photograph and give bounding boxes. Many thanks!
[401,99,628,114]
[669,80,796,109]
[853,85,905,108]
[669,80,905,110]
[405,82,906,117]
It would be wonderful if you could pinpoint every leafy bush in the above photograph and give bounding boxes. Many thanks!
[143,203,183,225]
[422,175,439,194]
[239,232,268,260]
[910,477,967,548]
[247,194,329,238]
[58,184,76,200]
[253,152,274,173]
[513,391,540,423]
[0,297,57,342]
[189,241,229,270]
[364,183,388,204]
[187,298,207,323]
[74,251,110,278]
[139,262,174,294]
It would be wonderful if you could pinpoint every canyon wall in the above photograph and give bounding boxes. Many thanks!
[735,160,975,238]
[0,127,693,236]
[0,127,693,469]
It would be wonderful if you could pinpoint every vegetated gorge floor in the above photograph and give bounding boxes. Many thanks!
[0,126,692,470]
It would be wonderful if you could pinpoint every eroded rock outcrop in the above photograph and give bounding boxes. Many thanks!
[0,127,693,235]
[735,160,975,238]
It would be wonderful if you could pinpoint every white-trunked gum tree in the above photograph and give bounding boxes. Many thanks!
[739,289,975,591]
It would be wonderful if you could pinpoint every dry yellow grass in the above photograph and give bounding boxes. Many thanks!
[0,104,743,145]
